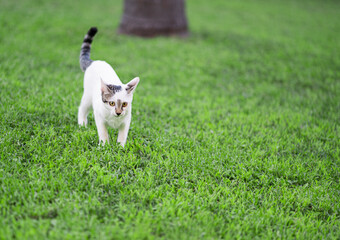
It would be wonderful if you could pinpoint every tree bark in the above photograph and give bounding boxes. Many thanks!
[118,0,189,37]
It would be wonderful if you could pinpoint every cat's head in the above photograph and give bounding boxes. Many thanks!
[101,77,139,117]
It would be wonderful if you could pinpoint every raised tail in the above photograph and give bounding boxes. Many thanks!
[79,27,98,72]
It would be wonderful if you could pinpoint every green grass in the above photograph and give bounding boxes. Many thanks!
[1,0,339,239]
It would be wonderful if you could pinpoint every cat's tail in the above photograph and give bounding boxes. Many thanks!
[79,27,98,72]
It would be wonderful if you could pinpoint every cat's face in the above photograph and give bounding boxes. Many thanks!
[101,77,139,117]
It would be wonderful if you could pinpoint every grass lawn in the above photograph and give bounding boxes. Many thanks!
[1,0,339,239]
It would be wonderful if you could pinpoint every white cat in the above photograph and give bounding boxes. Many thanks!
[78,27,139,147]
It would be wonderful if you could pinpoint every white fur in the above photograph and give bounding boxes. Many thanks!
[78,60,139,147]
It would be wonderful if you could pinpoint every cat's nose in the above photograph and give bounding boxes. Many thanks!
[116,112,121,116]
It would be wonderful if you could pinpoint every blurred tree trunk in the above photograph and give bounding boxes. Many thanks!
[118,0,189,37]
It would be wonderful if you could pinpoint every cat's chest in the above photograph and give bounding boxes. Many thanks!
[105,116,125,129]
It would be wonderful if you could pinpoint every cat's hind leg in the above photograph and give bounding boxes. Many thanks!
[78,94,92,127]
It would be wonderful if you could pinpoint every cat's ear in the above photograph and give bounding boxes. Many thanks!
[101,78,111,94]
[126,77,140,94]
[101,78,115,104]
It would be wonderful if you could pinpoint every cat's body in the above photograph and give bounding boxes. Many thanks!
[78,27,139,147]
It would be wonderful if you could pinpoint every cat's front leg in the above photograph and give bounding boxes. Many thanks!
[94,113,109,145]
[117,119,130,148]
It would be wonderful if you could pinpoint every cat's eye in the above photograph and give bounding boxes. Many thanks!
[122,102,128,107]
[109,101,115,107]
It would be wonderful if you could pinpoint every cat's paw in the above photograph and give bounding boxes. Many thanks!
[78,118,88,127]
[117,141,126,148]
[99,139,109,146]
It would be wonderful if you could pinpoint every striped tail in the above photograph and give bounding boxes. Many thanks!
[79,27,98,72]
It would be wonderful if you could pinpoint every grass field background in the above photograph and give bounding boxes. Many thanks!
[0,0,339,239]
